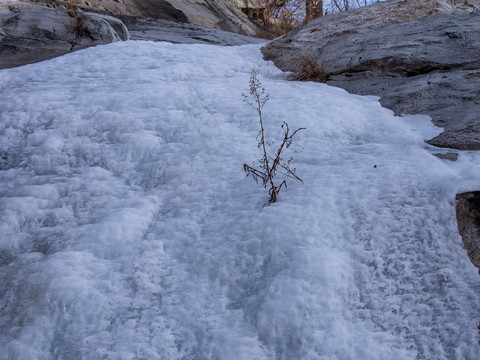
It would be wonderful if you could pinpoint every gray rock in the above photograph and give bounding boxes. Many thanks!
[0,1,265,69]
[0,4,129,69]
[120,16,264,45]
[19,0,265,37]
[88,12,130,41]
[433,152,458,161]
[456,191,480,270]
[261,0,480,150]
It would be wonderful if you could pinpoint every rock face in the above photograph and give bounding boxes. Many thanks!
[0,0,264,69]
[26,0,264,37]
[456,192,480,270]
[122,16,264,45]
[261,0,480,150]
[0,4,130,69]
[61,0,189,22]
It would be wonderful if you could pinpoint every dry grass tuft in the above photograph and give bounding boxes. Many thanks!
[291,53,329,83]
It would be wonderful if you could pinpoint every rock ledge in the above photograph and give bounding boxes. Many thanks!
[261,0,480,150]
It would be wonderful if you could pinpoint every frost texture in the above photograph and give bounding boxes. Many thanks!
[0,42,479,359]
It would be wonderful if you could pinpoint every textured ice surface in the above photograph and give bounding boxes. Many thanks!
[0,41,479,359]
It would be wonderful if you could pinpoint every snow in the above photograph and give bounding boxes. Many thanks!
[0,41,479,359]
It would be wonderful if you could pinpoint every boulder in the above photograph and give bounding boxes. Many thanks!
[0,3,130,69]
[22,0,264,37]
[456,192,480,270]
[261,0,480,150]
[0,0,265,69]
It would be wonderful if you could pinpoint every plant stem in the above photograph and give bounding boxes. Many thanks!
[256,93,276,202]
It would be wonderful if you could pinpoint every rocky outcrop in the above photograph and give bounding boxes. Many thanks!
[0,3,129,69]
[0,0,265,69]
[261,0,480,150]
[25,0,265,37]
[456,192,480,270]
[122,16,264,45]
[54,0,189,22]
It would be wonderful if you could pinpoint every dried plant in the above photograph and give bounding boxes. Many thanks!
[291,53,329,82]
[242,70,305,206]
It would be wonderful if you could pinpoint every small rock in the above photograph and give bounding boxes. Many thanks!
[433,153,458,161]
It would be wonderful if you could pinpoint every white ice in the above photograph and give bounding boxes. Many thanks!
[0,41,479,359]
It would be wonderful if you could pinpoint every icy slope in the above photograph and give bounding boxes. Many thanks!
[0,41,479,359]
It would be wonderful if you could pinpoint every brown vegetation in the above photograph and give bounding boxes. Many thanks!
[291,53,328,82]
